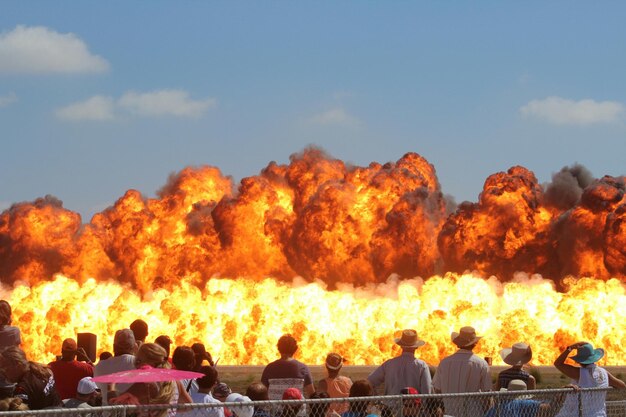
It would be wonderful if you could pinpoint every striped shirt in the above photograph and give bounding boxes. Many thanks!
[432,349,491,393]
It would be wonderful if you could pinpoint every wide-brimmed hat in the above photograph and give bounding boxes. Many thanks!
[500,342,532,366]
[570,343,605,365]
[395,329,426,348]
[451,326,482,348]
[325,353,344,370]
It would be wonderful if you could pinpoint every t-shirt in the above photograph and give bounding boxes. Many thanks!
[261,359,313,387]
[0,325,21,349]
[94,354,136,404]
[63,398,93,409]
[14,370,62,410]
[190,392,225,417]
[49,359,94,399]
[484,399,541,417]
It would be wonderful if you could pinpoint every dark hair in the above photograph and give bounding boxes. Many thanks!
[348,380,373,414]
[172,346,196,371]
[197,365,218,389]
[0,301,11,327]
[130,319,149,342]
[191,343,214,367]
[155,335,173,357]
[309,391,330,417]
[246,382,269,401]
[99,351,113,361]
[277,334,298,356]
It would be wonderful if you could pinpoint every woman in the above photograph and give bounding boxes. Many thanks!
[109,343,192,417]
[318,353,352,416]
[554,341,626,417]
[495,342,536,390]
[0,301,21,350]
[341,380,376,417]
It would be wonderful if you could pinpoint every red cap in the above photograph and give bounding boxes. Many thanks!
[401,387,421,407]
[282,388,303,400]
[62,338,78,352]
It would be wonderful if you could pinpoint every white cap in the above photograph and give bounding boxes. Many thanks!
[225,393,254,417]
[77,377,99,395]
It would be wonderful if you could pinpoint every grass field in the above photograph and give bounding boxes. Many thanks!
[216,365,626,396]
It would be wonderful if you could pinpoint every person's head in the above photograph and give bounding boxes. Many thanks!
[570,343,605,366]
[225,393,254,417]
[76,377,102,406]
[0,346,29,382]
[155,335,173,358]
[245,382,268,401]
[99,351,113,361]
[61,338,78,360]
[348,380,373,413]
[191,343,214,367]
[213,382,232,402]
[0,301,12,327]
[277,334,298,357]
[130,320,149,343]
[113,329,136,356]
[281,388,304,416]
[325,353,344,376]
[135,343,169,369]
[507,379,528,391]
[451,326,482,350]
[500,343,532,368]
[172,346,196,371]
[197,366,219,391]
[395,329,426,353]
[401,387,421,416]
[309,391,330,417]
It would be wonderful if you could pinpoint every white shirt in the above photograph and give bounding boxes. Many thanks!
[367,351,432,394]
[94,354,136,405]
[190,392,225,417]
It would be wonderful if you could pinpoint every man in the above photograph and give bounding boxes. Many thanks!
[432,326,491,417]
[48,338,94,400]
[130,319,149,347]
[63,376,102,409]
[484,379,565,417]
[261,334,314,397]
[368,329,432,396]
[94,329,136,405]
[246,382,270,417]
[190,366,224,417]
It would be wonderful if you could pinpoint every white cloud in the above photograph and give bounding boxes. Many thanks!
[118,89,217,118]
[56,89,217,122]
[0,25,109,74]
[520,96,624,125]
[309,107,360,127]
[56,96,115,121]
[0,92,17,108]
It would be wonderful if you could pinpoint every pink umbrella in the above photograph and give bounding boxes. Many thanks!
[92,365,203,383]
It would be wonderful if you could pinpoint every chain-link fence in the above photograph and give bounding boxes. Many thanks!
[0,387,625,417]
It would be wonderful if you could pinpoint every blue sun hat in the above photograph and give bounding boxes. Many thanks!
[570,343,605,365]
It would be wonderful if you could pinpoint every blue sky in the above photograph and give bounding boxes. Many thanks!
[1,1,625,220]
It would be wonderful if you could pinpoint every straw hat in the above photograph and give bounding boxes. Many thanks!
[500,342,532,366]
[395,329,426,348]
[451,326,482,348]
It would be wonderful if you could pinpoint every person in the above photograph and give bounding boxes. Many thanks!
[48,338,94,400]
[109,343,193,417]
[368,329,432,396]
[192,343,216,368]
[309,391,332,417]
[340,380,375,417]
[130,319,149,347]
[0,300,21,350]
[484,379,565,417]
[0,345,62,409]
[63,376,102,409]
[261,334,314,397]
[432,326,491,417]
[318,353,352,416]
[190,365,224,417]
[554,342,626,417]
[173,346,199,394]
[225,393,254,417]
[94,328,137,404]
[99,351,113,362]
[496,342,536,390]
[400,387,421,417]
[279,387,304,417]
[246,382,270,417]
[156,335,174,363]
[213,383,233,417]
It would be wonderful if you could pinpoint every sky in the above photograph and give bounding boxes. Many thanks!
[1,1,625,221]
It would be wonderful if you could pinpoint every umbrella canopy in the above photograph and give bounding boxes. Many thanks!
[92,365,203,383]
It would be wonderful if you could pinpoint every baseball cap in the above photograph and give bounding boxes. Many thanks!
[62,338,78,352]
[77,377,99,395]
[114,329,136,352]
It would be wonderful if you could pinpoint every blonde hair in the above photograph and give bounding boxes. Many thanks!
[135,343,174,414]
[0,346,51,381]
[0,397,29,411]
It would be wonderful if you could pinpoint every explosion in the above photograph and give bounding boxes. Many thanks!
[1,148,625,365]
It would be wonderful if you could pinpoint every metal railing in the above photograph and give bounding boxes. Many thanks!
[1,387,624,417]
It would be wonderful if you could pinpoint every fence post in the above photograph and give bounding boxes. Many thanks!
[577,389,583,417]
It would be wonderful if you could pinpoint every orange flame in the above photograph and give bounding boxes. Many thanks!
[1,148,625,364]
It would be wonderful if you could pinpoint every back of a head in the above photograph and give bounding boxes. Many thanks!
[197,366,219,390]
[155,335,173,357]
[0,301,11,327]
[507,379,528,391]
[130,319,149,342]
[349,380,373,398]
[245,382,268,401]
[136,343,168,368]
[0,346,28,376]
[172,346,196,371]
[113,329,136,356]
[277,334,298,356]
